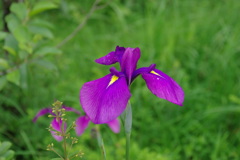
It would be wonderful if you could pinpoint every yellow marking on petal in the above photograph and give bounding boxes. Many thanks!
[150,70,165,79]
[150,70,160,76]
[108,75,119,87]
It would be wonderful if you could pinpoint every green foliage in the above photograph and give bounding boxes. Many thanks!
[0,1,62,159]
[0,141,15,160]
[0,32,7,40]
[30,1,58,17]
[0,0,61,90]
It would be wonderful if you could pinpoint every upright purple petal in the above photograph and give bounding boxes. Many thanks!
[80,73,131,124]
[114,46,126,59]
[95,51,118,65]
[62,106,81,115]
[106,118,120,133]
[50,118,66,141]
[32,108,53,122]
[95,46,126,65]
[141,67,184,106]
[120,47,141,84]
[75,116,90,136]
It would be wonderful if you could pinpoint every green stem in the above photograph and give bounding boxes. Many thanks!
[58,116,67,160]
[51,148,64,160]
[125,132,131,160]
[63,135,67,160]
[96,126,107,160]
[123,103,132,160]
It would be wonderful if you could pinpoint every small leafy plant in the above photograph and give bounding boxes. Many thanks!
[0,0,61,90]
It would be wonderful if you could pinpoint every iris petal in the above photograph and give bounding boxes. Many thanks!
[62,106,81,115]
[95,46,126,65]
[95,51,118,65]
[141,68,184,106]
[106,118,120,133]
[75,116,90,136]
[32,108,53,122]
[120,47,140,84]
[50,118,66,141]
[80,74,131,124]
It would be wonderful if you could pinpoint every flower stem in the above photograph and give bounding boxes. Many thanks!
[58,116,67,159]
[96,126,107,160]
[63,135,68,160]
[125,132,131,160]
[51,148,64,160]
[124,103,132,160]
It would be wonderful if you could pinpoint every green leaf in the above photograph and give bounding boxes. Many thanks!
[0,32,7,40]
[6,14,31,44]
[0,76,7,91]
[2,150,15,160]
[10,2,27,20]
[50,158,62,160]
[35,46,62,56]
[5,14,21,33]
[13,25,31,44]
[28,25,53,39]
[0,58,9,69]
[229,94,240,104]
[33,59,57,71]
[3,34,18,56]
[30,1,58,17]
[3,46,17,56]
[0,94,25,116]
[6,69,20,86]
[31,19,54,29]
[18,50,29,60]
[0,142,11,155]
[19,43,33,54]
[20,63,28,89]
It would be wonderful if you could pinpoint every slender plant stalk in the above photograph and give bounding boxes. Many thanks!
[62,135,68,160]
[57,0,101,48]
[125,133,131,160]
[96,126,107,160]
[51,148,64,160]
[57,109,68,160]
[124,103,132,160]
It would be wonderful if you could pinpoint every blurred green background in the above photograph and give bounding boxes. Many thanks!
[0,0,240,159]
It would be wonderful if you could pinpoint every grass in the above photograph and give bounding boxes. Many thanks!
[1,0,240,159]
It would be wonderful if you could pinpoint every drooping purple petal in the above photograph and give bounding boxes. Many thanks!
[32,108,53,122]
[95,46,126,65]
[75,116,90,136]
[50,118,66,141]
[80,73,131,124]
[62,106,81,115]
[50,130,63,141]
[51,118,62,132]
[120,47,141,84]
[141,67,184,106]
[106,118,120,133]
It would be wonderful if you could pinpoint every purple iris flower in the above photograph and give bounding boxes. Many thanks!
[33,106,80,141]
[33,106,120,140]
[80,46,184,124]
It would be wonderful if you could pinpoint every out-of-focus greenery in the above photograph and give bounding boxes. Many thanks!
[0,0,240,159]
[0,141,15,160]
